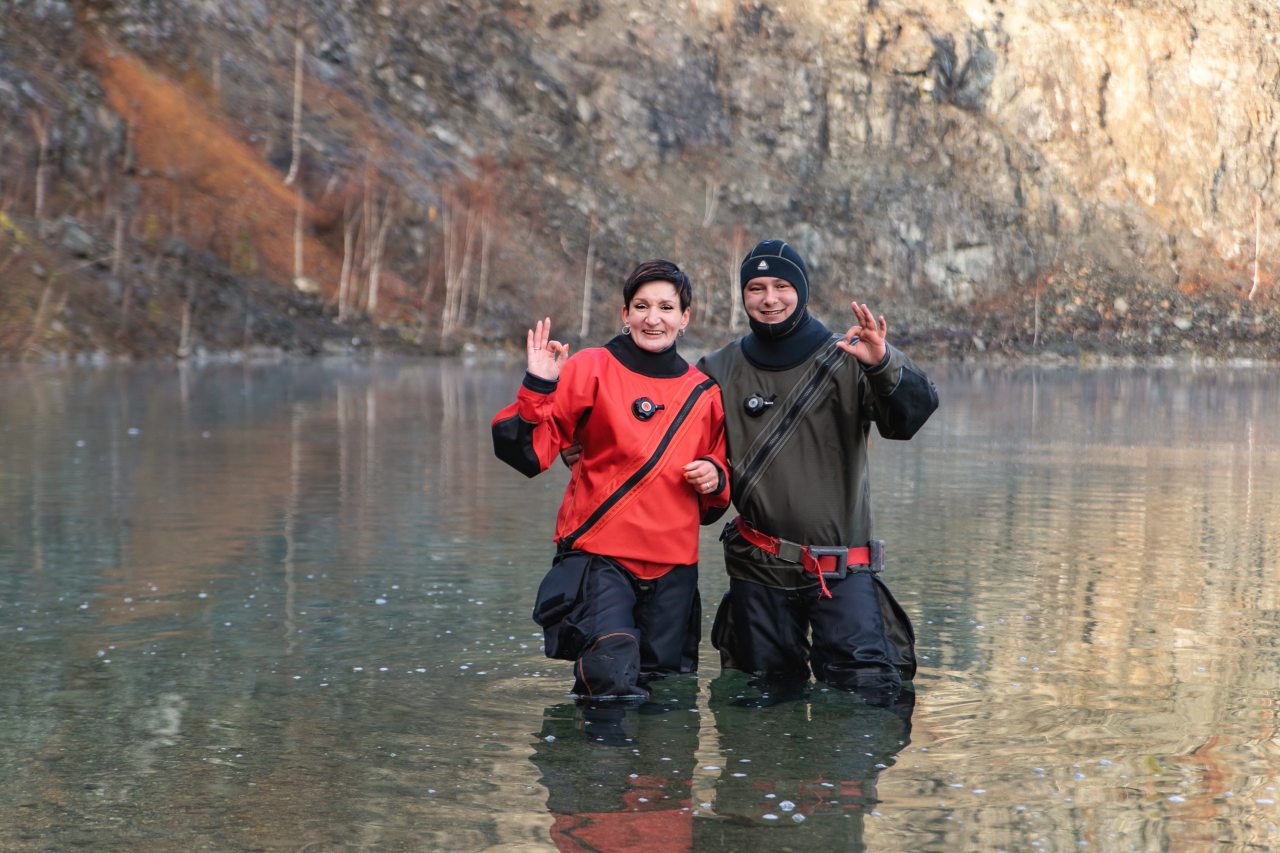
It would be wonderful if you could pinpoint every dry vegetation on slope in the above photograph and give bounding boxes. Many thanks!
[0,0,1277,363]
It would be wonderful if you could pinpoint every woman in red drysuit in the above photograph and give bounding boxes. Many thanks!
[492,259,729,700]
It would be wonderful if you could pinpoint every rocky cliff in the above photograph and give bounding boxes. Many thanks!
[1,0,1277,360]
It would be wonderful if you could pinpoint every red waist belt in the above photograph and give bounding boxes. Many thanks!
[733,516,882,598]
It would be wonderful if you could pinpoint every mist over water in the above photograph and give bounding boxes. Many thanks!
[1,358,1277,851]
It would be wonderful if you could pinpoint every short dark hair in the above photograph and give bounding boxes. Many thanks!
[622,259,693,312]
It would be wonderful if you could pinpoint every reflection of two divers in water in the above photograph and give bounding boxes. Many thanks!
[531,675,914,850]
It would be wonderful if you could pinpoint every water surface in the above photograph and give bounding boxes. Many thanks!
[1,358,1277,851]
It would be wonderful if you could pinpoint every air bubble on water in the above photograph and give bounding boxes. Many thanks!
[128,428,140,435]
[76,439,86,447]
[779,800,795,812]
[1168,795,1185,803]
[97,650,105,657]
[702,765,721,771]
[375,598,388,605]
[792,814,805,823]
[762,814,778,821]
[415,668,426,673]
[379,667,388,672]
[544,735,555,743]
[764,793,776,799]
[353,666,364,672]
[198,592,208,599]
[292,675,302,681]
[79,603,89,610]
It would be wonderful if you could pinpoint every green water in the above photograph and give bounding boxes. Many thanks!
[1,359,1277,851]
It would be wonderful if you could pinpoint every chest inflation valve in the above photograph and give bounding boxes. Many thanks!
[632,397,665,421]
[743,393,776,417]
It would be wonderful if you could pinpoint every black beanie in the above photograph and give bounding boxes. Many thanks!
[739,239,810,339]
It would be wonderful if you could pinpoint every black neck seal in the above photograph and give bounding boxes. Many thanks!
[604,334,688,378]
[741,312,833,371]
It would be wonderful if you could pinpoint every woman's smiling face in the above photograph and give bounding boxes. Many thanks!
[623,280,690,352]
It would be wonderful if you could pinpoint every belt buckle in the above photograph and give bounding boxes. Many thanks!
[808,546,849,579]
[776,538,805,564]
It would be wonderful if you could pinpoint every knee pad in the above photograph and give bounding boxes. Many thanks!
[573,632,644,700]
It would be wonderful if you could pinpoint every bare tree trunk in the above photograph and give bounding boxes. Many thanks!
[31,113,49,238]
[728,224,745,332]
[177,280,195,358]
[123,114,137,175]
[293,185,305,284]
[27,279,54,352]
[357,165,374,311]
[702,177,719,228]
[580,211,595,339]
[283,6,305,187]
[112,202,131,334]
[338,194,357,322]
[441,199,479,341]
[417,221,436,345]
[367,191,393,315]
[451,207,479,334]
[441,203,455,336]
[1250,193,1262,301]
[474,211,491,324]
[112,205,126,278]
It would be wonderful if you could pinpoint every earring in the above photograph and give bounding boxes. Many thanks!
[678,329,685,337]
[622,324,631,334]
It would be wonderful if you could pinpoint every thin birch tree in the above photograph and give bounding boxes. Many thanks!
[366,189,394,315]
[338,191,358,322]
[580,210,595,339]
[30,112,49,238]
[283,4,307,188]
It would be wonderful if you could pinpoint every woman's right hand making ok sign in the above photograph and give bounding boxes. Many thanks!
[527,317,571,381]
